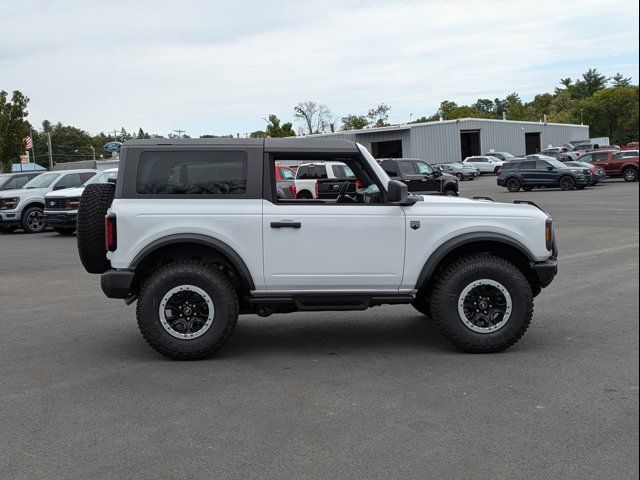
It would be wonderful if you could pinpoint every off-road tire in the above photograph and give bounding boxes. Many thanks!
[559,175,575,190]
[430,254,533,353]
[21,206,46,233]
[623,167,638,182]
[53,227,76,235]
[506,178,521,192]
[77,183,115,274]
[136,261,239,360]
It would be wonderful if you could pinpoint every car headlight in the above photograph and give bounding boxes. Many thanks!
[0,197,20,210]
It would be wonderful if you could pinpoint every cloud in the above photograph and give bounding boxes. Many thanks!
[1,0,638,136]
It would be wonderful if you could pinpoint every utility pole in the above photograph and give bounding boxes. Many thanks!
[46,132,53,170]
[110,130,118,140]
[580,109,584,125]
[91,146,96,161]
[173,129,185,138]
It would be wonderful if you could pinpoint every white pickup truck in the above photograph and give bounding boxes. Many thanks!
[294,161,355,199]
[77,138,558,360]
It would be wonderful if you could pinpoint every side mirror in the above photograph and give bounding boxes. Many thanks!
[546,166,554,171]
[387,180,408,203]
[52,184,66,190]
[433,169,442,178]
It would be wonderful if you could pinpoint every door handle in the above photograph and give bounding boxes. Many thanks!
[270,221,302,229]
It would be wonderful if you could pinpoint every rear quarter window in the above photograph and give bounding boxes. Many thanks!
[136,151,247,195]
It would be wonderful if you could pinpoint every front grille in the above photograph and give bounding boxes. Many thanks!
[47,198,68,210]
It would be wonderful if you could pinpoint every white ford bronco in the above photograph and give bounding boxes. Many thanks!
[77,138,558,360]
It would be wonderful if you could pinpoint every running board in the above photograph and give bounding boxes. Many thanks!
[249,292,415,312]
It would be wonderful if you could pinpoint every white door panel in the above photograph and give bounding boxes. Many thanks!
[262,200,405,290]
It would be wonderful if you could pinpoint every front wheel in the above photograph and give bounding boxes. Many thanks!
[506,178,521,192]
[429,255,533,353]
[623,167,638,182]
[444,188,458,197]
[21,206,46,233]
[137,261,239,360]
[559,175,575,190]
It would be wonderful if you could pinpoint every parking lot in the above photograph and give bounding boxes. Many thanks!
[1,176,638,479]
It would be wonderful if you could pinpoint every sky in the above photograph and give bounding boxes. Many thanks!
[1,0,638,137]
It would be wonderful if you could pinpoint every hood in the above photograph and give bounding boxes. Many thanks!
[45,186,85,199]
[0,187,49,199]
[411,194,548,219]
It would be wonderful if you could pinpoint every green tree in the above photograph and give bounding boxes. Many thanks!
[473,98,495,116]
[264,114,296,137]
[341,114,369,130]
[581,86,639,144]
[0,90,31,172]
[367,104,391,127]
[572,68,609,99]
[611,73,632,88]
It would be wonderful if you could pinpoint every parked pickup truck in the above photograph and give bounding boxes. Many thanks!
[580,150,639,182]
[379,158,459,196]
[76,138,558,360]
[294,161,355,199]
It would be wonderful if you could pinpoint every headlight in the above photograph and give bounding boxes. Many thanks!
[0,197,20,210]
[68,198,80,209]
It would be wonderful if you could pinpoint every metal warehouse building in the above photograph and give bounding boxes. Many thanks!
[313,118,589,163]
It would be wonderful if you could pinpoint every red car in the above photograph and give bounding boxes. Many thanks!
[620,142,639,151]
[580,150,639,182]
[274,163,297,199]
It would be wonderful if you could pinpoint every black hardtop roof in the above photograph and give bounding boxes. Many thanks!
[123,137,359,153]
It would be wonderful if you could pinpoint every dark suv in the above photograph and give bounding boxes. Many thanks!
[497,157,591,192]
[379,158,459,196]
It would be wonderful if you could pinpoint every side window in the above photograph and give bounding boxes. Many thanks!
[381,161,398,176]
[314,166,328,179]
[592,152,609,162]
[580,154,592,162]
[278,167,295,180]
[474,158,486,163]
[518,161,536,170]
[80,172,96,183]
[416,162,434,175]
[136,151,247,195]
[296,166,309,179]
[56,173,83,189]
[535,161,551,170]
[6,176,30,189]
[399,161,417,175]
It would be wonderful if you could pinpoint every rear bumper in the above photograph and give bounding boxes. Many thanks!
[101,269,135,299]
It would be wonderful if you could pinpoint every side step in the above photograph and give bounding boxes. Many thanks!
[248,292,415,314]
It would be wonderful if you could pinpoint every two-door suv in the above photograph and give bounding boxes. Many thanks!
[77,138,558,360]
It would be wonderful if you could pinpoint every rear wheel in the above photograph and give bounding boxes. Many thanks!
[559,175,575,190]
[430,255,533,353]
[506,178,521,192]
[77,183,115,274]
[21,206,46,233]
[623,167,638,182]
[136,261,239,360]
[297,190,312,199]
[494,166,501,174]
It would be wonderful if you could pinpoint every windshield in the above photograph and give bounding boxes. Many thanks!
[451,163,464,167]
[23,172,61,189]
[84,170,117,186]
[357,143,390,187]
[498,152,514,158]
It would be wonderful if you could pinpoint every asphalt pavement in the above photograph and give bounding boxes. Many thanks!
[1,176,638,480]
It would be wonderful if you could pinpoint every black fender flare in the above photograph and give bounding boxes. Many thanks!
[130,233,256,290]
[415,232,536,289]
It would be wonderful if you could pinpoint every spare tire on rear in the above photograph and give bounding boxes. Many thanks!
[77,183,115,274]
